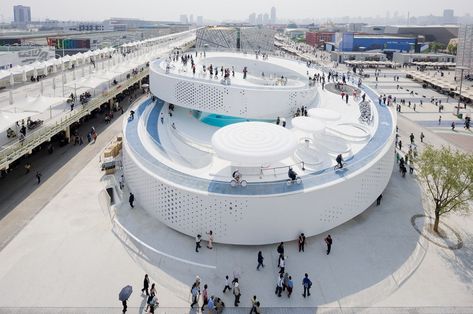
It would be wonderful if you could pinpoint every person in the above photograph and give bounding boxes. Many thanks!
[25,163,31,174]
[190,283,200,308]
[286,276,293,298]
[298,233,306,252]
[277,242,284,256]
[398,140,402,151]
[278,255,285,274]
[129,110,135,120]
[275,274,284,297]
[325,235,332,255]
[336,154,343,169]
[233,279,241,306]
[201,284,208,311]
[288,167,297,181]
[146,283,156,312]
[35,171,42,184]
[232,169,241,183]
[223,275,231,293]
[439,115,442,125]
[206,230,213,249]
[214,296,225,313]
[122,299,127,313]
[249,295,258,314]
[119,175,124,190]
[276,116,280,125]
[257,251,264,270]
[254,301,261,314]
[302,273,312,298]
[376,194,383,206]
[451,121,455,131]
[129,193,135,208]
[409,133,414,144]
[195,234,202,252]
[207,295,215,312]
[141,274,150,296]
[420,132,425,143]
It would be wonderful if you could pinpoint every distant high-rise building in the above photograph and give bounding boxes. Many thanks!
[270,7,276,24]
[263,13,269,25]
[196,16,204,26]
[249,13,256,25]
[456,24,473,77]
[189,14,194,24]
[179,14,188,24]
[256,14,263,25]
[443,9,455,24]
[13,5,31,26]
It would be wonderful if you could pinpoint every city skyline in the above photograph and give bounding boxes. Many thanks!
[0,0,472,23]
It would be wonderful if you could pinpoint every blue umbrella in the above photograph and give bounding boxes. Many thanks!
[119,285,133,301]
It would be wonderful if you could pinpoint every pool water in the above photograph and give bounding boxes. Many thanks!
[196,112,274,127]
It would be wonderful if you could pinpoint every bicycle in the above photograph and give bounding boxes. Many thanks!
[230,179,247,187]
[333,163,347,171]
[286,176,302,186]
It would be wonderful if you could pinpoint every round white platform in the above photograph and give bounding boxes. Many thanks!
[308,108,342,122]
[211,121,297,166]
[292,116,326,133]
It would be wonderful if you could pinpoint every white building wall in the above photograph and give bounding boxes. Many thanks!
[123,134,395,245]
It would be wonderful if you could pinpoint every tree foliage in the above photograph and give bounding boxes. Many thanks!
[416,145,473,232]
[447,43,458,55]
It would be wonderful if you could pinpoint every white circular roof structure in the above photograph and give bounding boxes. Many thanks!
[292,116,326,133]
[308,108,342,121]
[211,122,297,165]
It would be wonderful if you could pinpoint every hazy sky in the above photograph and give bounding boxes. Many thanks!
[1,0,472,22]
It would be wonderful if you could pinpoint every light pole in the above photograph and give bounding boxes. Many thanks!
[456,66,469,116]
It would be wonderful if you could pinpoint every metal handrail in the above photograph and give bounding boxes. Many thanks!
[0,70,149,170]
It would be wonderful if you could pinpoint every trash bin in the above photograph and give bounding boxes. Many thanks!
[458,113,463,119]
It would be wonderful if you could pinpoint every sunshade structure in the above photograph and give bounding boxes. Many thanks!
[1,95,67,113]
[0,110,37,132]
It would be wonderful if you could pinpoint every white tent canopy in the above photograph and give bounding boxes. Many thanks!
[0,111,38,132]
[1,95,67,113]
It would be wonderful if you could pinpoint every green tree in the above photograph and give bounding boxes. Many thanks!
[447,43,457,55]
[417,146,473,232]
[428,42,445,53]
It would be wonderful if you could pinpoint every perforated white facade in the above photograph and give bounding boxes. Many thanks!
[149,57,317,119]
[123,137,394,245]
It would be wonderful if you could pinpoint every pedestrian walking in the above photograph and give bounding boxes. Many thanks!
[325,235,332,255]
[278,255,286,274]
[298,233,306,252]
[257,251,264,270]
[409,133,414,144]
[195,234,202,252]
[206,230,213,249]
[35,171,42,184]
[190,283,200,308]
[286,276,293,298]
[439,115,442,125]
[250,295,258,314]
[376,194,383,206]
[201,284,208,311]
[420,132,425,143]
[146,283,157,312]
[451,121,455,131]
[141,274,150,296]
[223,275,231,293]
[398,140,402,151]
[24,163,31,174]
[277,242,284,256]
[275,274,284,297]
[129,193,134,208]
[233,280,241,306]
[302,273,312,298]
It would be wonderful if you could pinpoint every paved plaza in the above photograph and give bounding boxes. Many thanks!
[0,100,471,313]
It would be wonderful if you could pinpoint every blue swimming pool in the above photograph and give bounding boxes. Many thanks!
[195,111,273,127]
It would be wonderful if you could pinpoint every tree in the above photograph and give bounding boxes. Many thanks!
[428,42,445,53]
[447,42,457,55]
[417,145,473,233]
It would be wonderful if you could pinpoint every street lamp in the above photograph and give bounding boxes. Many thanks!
[456,66,470,116]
